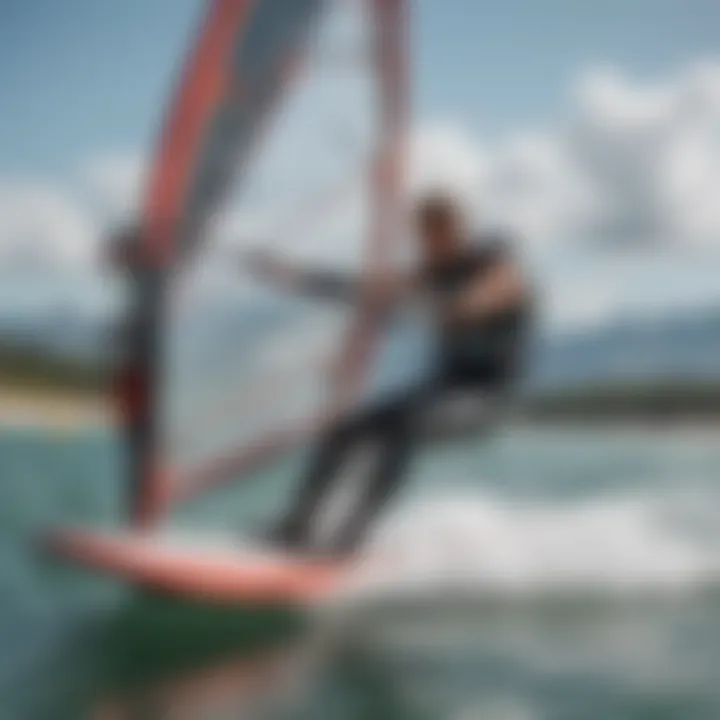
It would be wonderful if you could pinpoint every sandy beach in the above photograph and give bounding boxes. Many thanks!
[0,385,112,431]
[1,384,717,437]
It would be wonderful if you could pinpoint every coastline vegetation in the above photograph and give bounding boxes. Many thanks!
[1,345,719,423]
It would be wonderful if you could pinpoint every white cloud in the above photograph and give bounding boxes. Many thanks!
[564,62,720,248]
[79,152,146,223]
[409,123,490,205]
[541,248,720,332]
[484,131,599,247]
[0,153,144,278]
[410,61,720,251]
[545,283,620,333]
[1,59,720,335]
[0,181,99,272]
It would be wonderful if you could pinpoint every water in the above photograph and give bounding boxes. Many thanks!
[2,423,720,718]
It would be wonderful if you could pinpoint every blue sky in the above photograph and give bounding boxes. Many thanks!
[1,0,719,329]
[0,0,203,176]
[3,0,718,175]
[416,0,720,134]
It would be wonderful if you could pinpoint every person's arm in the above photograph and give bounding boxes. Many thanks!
[243,248,415,307]
[243,248,359,304]
[446,253,527,326]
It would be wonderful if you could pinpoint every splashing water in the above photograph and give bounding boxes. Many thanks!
[338,488,720,601]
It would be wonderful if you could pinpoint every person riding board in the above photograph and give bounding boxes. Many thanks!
[245,191,534,556]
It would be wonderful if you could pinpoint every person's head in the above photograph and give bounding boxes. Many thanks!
[414,191,468,266]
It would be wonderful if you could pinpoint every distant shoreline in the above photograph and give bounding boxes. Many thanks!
[0,385,111,431]
[513,417,720,439]
[1,383,719,435]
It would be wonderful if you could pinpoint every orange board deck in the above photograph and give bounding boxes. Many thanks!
[43,528,349,605]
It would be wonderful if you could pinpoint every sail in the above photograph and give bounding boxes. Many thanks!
[120,0,408,527]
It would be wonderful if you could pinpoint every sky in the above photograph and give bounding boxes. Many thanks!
[1,0,720,331]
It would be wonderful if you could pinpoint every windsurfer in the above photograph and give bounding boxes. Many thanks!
[247,191,534,555]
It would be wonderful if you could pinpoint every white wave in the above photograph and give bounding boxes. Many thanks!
[339,487,720,601]
[455,696,539,720]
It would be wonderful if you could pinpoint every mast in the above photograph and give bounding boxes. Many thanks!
[121,0,252,528]
[331,0,409,408]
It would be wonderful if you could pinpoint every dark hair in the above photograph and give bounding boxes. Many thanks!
[415,192,461,223]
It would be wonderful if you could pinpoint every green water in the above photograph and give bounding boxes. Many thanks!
[3,425,720,718]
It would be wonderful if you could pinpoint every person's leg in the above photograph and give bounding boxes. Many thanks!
[329,371,511,554]
[271,416,357,546]
[328,390,427,554]
[270,394,404,549]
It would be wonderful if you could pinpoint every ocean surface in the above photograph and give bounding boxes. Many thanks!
[2,423,720,719]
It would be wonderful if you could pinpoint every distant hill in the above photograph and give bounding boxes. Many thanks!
[528,309,720,392]
[523,378,720,422]
[0,340,108,395]
[1,301,720,418]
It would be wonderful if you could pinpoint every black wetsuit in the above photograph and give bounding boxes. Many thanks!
[272,236,532,554]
